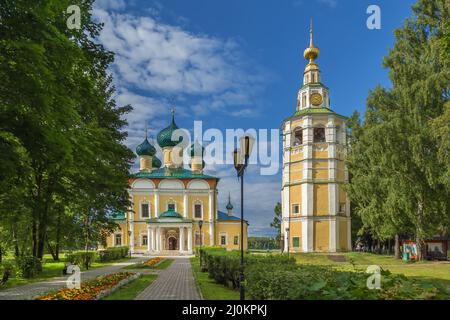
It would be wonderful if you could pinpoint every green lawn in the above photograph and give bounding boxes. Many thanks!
[190,257,239,300]
[0,254,133,289]
[124,258,174,270]
[291,252,450,287]
[102,274,157,300]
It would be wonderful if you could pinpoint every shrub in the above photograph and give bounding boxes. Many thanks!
[97,246,129,262]
[16,256,42,279]
[65,251,98,269]
[200,248,450,300]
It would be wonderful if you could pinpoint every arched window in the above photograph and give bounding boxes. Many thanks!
[140,201,150,218]
[313,127,326,143]
[293,128,303,146]
[302,93,306,108]
[167,199,176,211]
[193,200,203,219]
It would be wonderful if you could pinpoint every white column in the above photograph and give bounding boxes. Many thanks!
[147,226,151,253]
[329,219,337,252]
[183,192,188,218]
[129,221,135,253]
[179,227,184,253]
[188,227,192,254]
[154,191,159,217]
[208,191,214,245]
[156,227,160,252]
[151,227,155,251]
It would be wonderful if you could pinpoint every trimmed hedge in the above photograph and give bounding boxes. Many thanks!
[65,251,98,268]
[199,247,450,300]
[98,246,129,262]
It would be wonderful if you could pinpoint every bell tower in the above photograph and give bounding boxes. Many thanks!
[281,20,351,253]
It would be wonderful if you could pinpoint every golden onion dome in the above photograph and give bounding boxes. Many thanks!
[303,18,319,63]
[304,46,319,62]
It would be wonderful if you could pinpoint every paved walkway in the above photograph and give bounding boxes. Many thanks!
[0,258,144,300]
[135,257,201,300]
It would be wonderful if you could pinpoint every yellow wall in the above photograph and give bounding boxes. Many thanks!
[312,160,328,180]
[289,185,302,215]
[313,150,328,159]
[313,184,328,216]
[132,194,153,220]
[159,195,183,214]
[289,162,303,182]
[216,222,248,251]
[289,221,302,251]
[291,151,303,163]
[339,220,348,251]
[188,194,210,220]
[313,220,329,251]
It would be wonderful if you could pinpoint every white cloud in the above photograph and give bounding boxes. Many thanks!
[93,5,277,235]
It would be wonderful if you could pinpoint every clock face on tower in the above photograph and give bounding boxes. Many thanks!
[310,93,323,106]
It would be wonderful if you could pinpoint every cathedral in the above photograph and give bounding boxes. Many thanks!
[281,22,351,252]
[107,112,247,255]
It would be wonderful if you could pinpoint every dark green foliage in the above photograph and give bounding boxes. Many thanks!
[248,237,279,250]
[16,256,42,279]
[199,248,450,300]
[0,0,134,260]
[98,246,129,262]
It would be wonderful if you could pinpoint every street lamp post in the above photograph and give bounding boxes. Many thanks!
[128,230,132,259]
[232,135,255,301]
[198,220,203,270]
[286,227,290,259]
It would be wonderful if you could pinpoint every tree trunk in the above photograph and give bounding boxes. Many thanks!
[394,234,401,259]
[416,201,426,261]
[55,207,62,261]
[46,239,57,261]
[32,222,37,257]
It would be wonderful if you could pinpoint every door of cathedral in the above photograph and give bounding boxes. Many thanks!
[168,237,177,250]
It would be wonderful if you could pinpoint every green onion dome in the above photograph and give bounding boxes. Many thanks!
[189,140,205,157]
[157,112,183,148]
[136,138,156,156]
[152,156,162,168]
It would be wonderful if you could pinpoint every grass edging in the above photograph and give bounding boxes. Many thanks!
[102,274,158,300]
[190,257,239,300]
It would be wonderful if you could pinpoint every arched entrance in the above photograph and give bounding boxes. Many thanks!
[168,237,177,250]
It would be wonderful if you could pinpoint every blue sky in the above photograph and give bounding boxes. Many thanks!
[93,0,416,236]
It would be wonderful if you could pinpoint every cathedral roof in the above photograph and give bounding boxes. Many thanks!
[131,167,218,180]
[159,209,183,219]
[217,211,248,223]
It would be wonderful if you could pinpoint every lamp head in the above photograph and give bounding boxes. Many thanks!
[198,220,203,229]
[240,135,255,158]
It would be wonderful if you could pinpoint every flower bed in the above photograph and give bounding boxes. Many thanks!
[36,272,138,300]
[142,257,164,267]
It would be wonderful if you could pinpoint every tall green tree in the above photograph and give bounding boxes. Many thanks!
[0,0,134,259]
[346,0,449,260]
[270,202,282,249]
